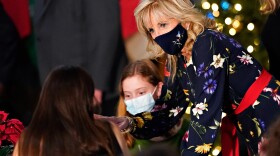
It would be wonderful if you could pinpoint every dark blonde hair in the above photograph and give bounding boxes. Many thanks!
[17,66,119,156]
[259,0,280,14]
[120,59,163,97]
[134,0,217,80]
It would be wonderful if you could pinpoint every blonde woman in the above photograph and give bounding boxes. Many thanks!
[110,0,280,155]
[101,0,280,155]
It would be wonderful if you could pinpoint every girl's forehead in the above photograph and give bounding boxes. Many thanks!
[122,75,154,91]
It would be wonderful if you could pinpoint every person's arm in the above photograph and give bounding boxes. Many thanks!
[180,31,225,155]
[128,75,189,139]
[95,81,188,140]
[111,122,131,156]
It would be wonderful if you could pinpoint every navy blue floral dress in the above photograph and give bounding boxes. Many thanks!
[130,29,280,155]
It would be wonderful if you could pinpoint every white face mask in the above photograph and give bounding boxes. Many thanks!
[124,86,157,115]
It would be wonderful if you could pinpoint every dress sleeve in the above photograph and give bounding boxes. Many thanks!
[130,78,189,139]
[181,32,225,155]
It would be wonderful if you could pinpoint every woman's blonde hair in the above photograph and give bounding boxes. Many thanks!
[259,0,280,14]
[134,0,217,80]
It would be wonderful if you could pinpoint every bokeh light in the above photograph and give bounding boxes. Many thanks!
[212,3,219,11]
[234,3,242,11]
[213,11,220,17]
[232,20,240,28]
[229,28,236,36]
[247,45,254,53]
[212,146,221,156]
[221,0,230,10]
[202,1,211,9]
[225,17,232,25]
[206,11,215,19]
[247,23,255,31]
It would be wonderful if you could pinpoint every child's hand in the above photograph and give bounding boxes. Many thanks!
[94,114,130,131]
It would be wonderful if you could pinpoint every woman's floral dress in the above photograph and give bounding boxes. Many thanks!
[130,29,280,155]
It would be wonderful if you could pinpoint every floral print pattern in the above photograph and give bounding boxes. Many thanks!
[192,99,208,119]
[210,54,225,68]
[237,51,254,65]
[131,29,280,155]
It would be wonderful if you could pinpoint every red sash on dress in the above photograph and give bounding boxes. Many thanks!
[221,69,272,156]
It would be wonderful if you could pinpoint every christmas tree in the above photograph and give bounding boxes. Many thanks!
[196,0,269,69]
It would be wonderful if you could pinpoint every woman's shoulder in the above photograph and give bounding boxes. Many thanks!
[194,29,243,50]
[196,29,226,42]
[193,29,222,49]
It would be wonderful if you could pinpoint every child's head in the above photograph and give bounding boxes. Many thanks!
[38,65,95,117]
[120,59,163,115]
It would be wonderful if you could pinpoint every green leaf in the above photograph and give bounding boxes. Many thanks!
[191,121,207,135]
[0,146,13,156]
[164,89,172,101]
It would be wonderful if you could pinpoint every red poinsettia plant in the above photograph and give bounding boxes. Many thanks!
[0,111,24,146]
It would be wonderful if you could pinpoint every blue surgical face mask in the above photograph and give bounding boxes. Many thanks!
[154,24,188,55]
[124,86,157,115]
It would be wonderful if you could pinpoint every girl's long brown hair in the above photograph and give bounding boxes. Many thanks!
[18,66,118,156]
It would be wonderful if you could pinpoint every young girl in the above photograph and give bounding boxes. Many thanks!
[117,59,189,154]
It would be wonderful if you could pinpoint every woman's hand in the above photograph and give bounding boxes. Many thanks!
[94,114,130,131]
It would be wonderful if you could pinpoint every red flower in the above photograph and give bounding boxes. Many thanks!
[0,111,24,146]
[0,111,9,131]
[0,111,9,121]
[5,119,24,144]
[182,130,189,142]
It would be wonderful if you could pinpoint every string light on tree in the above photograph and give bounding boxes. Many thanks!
[211,3,219,11]
[232,20,240,29]
[234,3,242,11]
[229,28,236,36]
[247,45,254,53]
[213,11,220,17]
[198,0,269,69]
[225,17,232,25]
[212,146,222,156]
[247,23,255,31]
[206,11,215,19]
[202,1,211,9]
[221,0,230,10]
[254,39,260,46]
